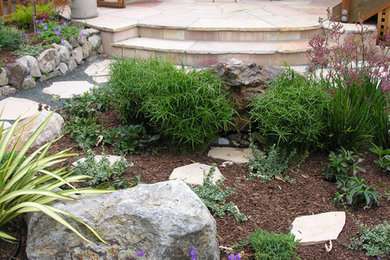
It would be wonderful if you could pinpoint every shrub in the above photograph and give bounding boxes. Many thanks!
[237,228,299,260]
[323,77,388,151]
[348,221,390,258]
[0,113,111,242]
[73,150,132,185]
[249,68,329,151]
[108,58,235,151]
[248,142,298,183]
[9,3,56,28]
[370,144,390,172]
[0,26,24,51]
[190,165,247,222]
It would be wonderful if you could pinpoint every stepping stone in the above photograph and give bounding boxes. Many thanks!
[42,81,94,98]
[169,163,224,185]
[0,97,45,122]
[290,211,346,245]
[84,59,112,84]
[207,147,252,164]
[72,155,125,167]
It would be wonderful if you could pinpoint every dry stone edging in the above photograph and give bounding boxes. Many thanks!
[0,28,103,97]
[26,180,220,260]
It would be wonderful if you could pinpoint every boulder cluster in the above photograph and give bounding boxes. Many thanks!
[0,28,103,96]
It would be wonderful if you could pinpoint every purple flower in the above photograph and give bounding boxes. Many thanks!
[80,30,84,36]
[237,253,241,260]
[37,29,41,35]
[228,254,236,260]
[58,26,62,32]
[377,256,381,259]
[42,18,45,21]
[190,248,196,260]
[44,25,48,30]
[34,19,38,24]
[61,38,65,42]
[63,21,67,26]
[137,250,145,256]
[54,29,60,36]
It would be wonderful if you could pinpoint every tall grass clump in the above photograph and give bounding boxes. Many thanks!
[249,68,329,152]
[108,58,235,151]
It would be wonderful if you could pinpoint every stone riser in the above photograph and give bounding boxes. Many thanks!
[112,47,308,67]
[138,26,322,42]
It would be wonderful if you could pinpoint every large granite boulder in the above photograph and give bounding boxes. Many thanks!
[5,62,28,90]
[26,180,219,260]
[38,48,60,74]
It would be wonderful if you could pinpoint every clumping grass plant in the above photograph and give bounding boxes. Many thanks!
[249,68,329,152]
[108,58,235,151]
[0,113,111,243]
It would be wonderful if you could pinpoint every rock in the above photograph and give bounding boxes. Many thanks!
[84,59,111,77]
[208,147,252,164]
[86,51,99,62]
[42,81,94,98]
[82,28,100,37]
[0,97,43,121]
[15,56,30,75]
[61,39,73,52]
[38,48,60,74]
[38,70,62,83]
[290,211,346,245]
[56,63,69,75]
[58,45,71,63]
[72,46,84,64]
[68,58,78,72]
[169,163,224,185]
[17,56,42,78]
[68,36,79,48]
[211,137,231,146]
[227,133,250,148]
[78,34,88,45]
[88,35,102,49]
[7,110,64,152]
[96,44,104,54]
[0,68,8,86]
[82,41,93,59]
[22,75,36,89]
[26,180,219,260]
[0,85,17,96]
[5,63,27,90]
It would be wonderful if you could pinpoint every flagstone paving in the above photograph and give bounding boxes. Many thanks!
[208,147,253,164]
[169,163,224,185]
[42,81,95,99]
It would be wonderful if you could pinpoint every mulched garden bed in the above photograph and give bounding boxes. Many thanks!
[1,109,389,260]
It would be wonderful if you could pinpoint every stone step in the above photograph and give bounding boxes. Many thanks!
[111,37,309,66]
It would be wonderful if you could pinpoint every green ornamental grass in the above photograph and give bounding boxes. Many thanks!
[0,112,111,243]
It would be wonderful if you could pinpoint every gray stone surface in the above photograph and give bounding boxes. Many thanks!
[58,45,71,63]
[169,163,224,185]
[0,68,8,86]
[68,59,78,72]
[88,35,102,49]
[26,180,219,260]
[0,85,17,96]
[72,46,84,64]
[96,45,104,54]
[61,39,73,52]
[22,76,36,89]
[82,28,100,37]
[68,36,79,48]
[38,70,62,83]
[57,63,69,75]
[82,41,93,59]
[38,48,60,74]
[5,63,27,90]
[0,97,41,120]
[290,211,346,245]
[23,56,42,78]
[7,110,64,152]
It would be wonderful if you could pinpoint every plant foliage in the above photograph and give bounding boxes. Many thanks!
[370,144,390,172]
[0,113,111,243]
[108,58,235,151]
[0,26,24,51]
[190,165,247,222]
[10,3,56,28]
[249,68,329,151]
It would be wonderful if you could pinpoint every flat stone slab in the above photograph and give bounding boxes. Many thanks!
[42,81,94,98]
[84,59,112,78]
[169,163,224,185]
[92,76,110,84]
[290,211,346,245]
[72,155,124,167]
[0,97,44,122]
[207,147,252,164]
